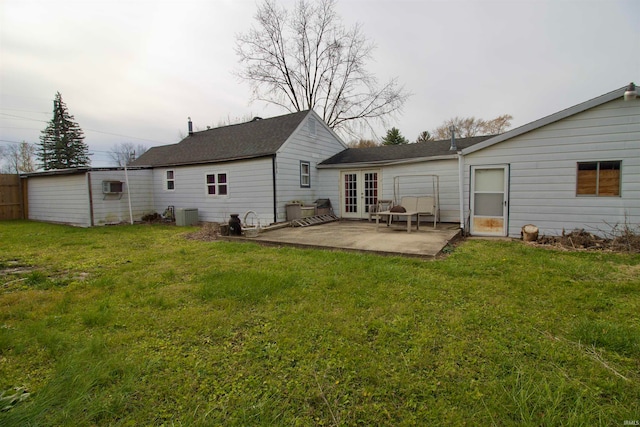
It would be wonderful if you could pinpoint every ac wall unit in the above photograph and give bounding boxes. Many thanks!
[102,181,124,194]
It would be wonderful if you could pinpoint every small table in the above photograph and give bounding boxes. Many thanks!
[375,210,419,233]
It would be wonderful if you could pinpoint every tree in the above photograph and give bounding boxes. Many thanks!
[1,141,36,173]
[415,131,433,143]
[235,0,409,136]
[347,139,379,148]
[381,127,409,145]
[109,142,148,167]
[432,114,513,140]
[38,92,90,170]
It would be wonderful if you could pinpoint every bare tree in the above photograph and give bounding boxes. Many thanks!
[109,142,148,167]
[347,138,379,148]
[432,114,513,140]
[1,142,36,173]
[482,114,513,134]
[235,0,409,137]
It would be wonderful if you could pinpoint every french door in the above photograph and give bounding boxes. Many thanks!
[470,165,509,236]
[341,170,380,219]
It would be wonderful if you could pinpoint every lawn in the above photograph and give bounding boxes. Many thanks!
[0,220,639,426]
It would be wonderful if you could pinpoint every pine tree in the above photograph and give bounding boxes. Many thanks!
[38,92,90,170]
[381,127,409,145]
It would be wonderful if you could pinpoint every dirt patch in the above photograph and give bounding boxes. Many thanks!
[532,228,640,253]
[184,222,220,242]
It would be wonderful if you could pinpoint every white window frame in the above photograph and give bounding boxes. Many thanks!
[166,170,175,191]
[300,161,311,188]
[205,171,229,197]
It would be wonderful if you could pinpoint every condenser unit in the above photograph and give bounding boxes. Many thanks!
[175,208,199,226]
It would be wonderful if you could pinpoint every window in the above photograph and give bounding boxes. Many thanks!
[206,172,228,196]
[300,161,311,188]
[166,170,175,190]
[577,161,621,196]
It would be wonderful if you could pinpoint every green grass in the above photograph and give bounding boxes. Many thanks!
[0,220,639,425]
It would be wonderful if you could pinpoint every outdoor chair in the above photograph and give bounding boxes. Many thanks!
[368,199,393,222]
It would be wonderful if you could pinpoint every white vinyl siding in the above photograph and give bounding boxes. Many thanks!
[27,174,90,226]
[152,158,274,224]
[377,159,461,223]
[275,112,347,221]
[463,98,640,237]
[90,170,154,225]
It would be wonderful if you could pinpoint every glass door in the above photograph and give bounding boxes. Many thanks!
[470,165,509,236]
[341,170,380,219]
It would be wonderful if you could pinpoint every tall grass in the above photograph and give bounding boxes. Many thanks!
[0,220,639,425]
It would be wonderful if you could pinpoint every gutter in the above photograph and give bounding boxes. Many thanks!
[272,154,277,224]
[317,154,459,169]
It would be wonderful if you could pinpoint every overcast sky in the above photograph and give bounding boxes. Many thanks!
[1,0,639,167]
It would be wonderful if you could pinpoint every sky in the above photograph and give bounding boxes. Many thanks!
[1,0,639,167]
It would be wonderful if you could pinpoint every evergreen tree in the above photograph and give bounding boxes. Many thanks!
[415,130,433,143]
[38,92,90,170]
[381,127,409,145]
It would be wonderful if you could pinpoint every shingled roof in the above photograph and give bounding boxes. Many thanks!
[318,135,495,167]
[131,110,311,167]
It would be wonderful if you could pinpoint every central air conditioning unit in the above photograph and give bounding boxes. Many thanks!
[175,208,199,226]
[102,181,124,194]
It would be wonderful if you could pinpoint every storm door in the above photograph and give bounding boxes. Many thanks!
[340,170,380,219]
[470,165,509,236]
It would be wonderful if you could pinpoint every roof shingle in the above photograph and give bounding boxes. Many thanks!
[319,135,495,166]
[131,110,311,167]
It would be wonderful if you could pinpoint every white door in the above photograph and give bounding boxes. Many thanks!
[470,165,509,236]
[340,170,380,219]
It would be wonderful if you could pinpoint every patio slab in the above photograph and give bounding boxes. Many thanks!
[234,220,462,257]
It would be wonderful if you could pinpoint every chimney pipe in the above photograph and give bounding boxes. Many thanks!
[449,125,457,151]
[188,117,193,135]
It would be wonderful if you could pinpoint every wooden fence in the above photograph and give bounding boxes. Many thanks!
[0,174,24,220]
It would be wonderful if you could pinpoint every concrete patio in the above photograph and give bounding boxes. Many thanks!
[233,220,462,257]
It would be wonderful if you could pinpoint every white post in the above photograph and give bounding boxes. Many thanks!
[124,153,133,225]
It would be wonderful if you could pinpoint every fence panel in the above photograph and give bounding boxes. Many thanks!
[0,174,23,220]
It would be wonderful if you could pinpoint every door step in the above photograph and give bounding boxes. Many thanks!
[291,214,339,227]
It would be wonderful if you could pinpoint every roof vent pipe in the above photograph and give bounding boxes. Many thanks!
[188,117,193,135]
[624,82,637,101]
[449,125,457,151]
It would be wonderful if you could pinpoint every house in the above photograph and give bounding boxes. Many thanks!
[318,135,494,222]
[317,84,639,238]
[459,84,640,238]
[22,167,154,227]
[21,83,639,238]
[130,110,347,225]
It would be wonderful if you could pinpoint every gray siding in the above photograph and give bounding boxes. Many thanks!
[275,115,347,220]
[463,98,640,237]
[28,174,90,227]
[89,170,154,225]
[151,158,275,225]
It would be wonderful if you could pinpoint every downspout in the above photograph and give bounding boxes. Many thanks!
[457,152,465,234]
[272,154,277,224]
[87,172,95,227]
